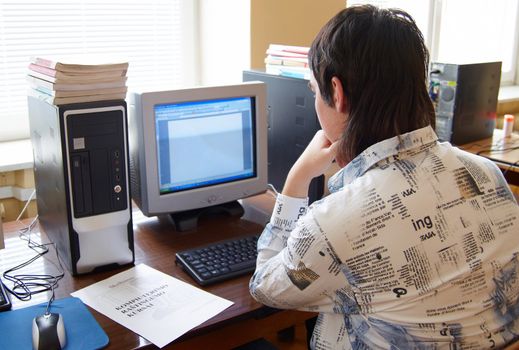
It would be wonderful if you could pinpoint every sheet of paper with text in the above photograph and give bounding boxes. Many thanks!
[72,263,233,348]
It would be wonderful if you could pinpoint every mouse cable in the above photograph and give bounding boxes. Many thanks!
[473,134,519,155]
[44,283,56,316]
[503,159,519,178]
[2,215,65,302]
[15,189,36,223]
[267,183,279,198]
[476,145,519,156]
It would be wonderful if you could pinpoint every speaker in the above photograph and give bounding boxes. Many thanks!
[28,97,134,275]
[429,61,501,145]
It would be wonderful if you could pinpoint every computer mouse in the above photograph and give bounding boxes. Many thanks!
[32,313,67,350]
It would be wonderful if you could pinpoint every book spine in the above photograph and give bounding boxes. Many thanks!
[29,63,57,77]
[28,88,55,105]
[26,75,54,90]
[265,49,308,59]
[265,56,308,67]
[278,70,310,80]
[33,85,56,96]
[31,57,57,69]
[268,44,310,55]
[265,65,310,80]
[28,71,57,83]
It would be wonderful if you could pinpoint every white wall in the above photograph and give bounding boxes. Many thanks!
[198,0,251,85]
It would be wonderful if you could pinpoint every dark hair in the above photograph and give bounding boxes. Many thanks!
[309,5,435,164]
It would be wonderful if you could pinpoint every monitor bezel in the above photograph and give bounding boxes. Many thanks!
[134,82,268,216]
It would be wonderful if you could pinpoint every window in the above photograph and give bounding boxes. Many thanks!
[347,0,519,85]
[0,0,197,141]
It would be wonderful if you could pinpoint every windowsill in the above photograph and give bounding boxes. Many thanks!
[0,139,33,172]
[498,85,519,103]
[0,86,518,173]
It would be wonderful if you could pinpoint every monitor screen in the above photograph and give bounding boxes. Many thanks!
[155,96,256,194]
[128,82,267,219]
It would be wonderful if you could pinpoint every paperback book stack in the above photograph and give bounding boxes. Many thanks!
[264,44,310,80]
[27,57,129,105]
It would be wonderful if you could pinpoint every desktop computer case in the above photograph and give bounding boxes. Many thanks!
[243,70,324,203]
[27,97,134,275]
[429,61,501,145]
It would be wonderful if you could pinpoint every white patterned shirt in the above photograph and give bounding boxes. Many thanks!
[250,126,519,349]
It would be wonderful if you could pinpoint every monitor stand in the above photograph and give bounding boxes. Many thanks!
[169,200,245,232]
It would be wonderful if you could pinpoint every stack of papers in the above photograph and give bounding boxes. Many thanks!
[264,44,311,80]
[27,56,128,105]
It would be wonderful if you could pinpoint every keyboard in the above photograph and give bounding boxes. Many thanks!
[175,234,259,286]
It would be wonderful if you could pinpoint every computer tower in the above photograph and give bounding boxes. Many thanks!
[28,98,134,275]
[429,61,501,145]
[243,70,324,203]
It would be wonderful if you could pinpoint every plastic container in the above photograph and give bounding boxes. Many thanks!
[503,114,515,137]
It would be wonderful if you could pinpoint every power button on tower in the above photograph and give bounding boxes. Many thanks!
[114,185,122,193]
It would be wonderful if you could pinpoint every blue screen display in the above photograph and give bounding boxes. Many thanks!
[154,96,256,194]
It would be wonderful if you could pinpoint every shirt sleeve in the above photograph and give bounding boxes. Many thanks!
[249,194,348,312]
[254,193,308,266]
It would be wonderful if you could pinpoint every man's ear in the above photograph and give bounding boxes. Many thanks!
[331,77,346,113]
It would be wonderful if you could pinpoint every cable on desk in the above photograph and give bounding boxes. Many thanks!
[267,183,279,198]
[15,189,36,223]
[503,159,519,178]
[1,189,64,305]
[463,135,513,152]
[476,145,519,156]
[462,142,498,151]
[471,134,519,155]
[2,216,65,302]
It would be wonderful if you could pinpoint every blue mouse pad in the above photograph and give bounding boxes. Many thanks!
[0,296,109,349]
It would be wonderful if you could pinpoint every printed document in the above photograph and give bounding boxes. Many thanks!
[71,264,233,348]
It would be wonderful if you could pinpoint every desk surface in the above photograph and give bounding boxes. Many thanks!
[0,194,315,349]
[460,129,519,185]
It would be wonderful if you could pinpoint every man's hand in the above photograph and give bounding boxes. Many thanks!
[282,130,338,198]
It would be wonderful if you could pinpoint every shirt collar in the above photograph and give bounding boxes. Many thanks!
[328,126,438,193]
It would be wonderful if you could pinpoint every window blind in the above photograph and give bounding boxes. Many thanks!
[0,0,196,141]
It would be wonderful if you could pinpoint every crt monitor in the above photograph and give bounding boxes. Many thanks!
[128,82,268,229]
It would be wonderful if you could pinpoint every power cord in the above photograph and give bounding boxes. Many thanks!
[503,159,519,178]
[476,145,519,156]
[1,190,64,308]
[267,183,279,198]
[474,137,519,175]
[2,216,65,302]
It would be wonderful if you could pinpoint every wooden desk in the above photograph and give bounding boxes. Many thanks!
[460,129,519,186]
[0,195,316,349]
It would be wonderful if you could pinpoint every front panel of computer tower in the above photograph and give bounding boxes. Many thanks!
[243,70,324,203]
[429,62,501,145]
[28,97,134,275]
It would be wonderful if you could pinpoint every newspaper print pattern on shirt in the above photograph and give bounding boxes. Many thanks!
[250,126,519,349]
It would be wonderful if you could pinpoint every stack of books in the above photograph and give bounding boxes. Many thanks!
[27,57,129,105]
[264,44,310,80]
